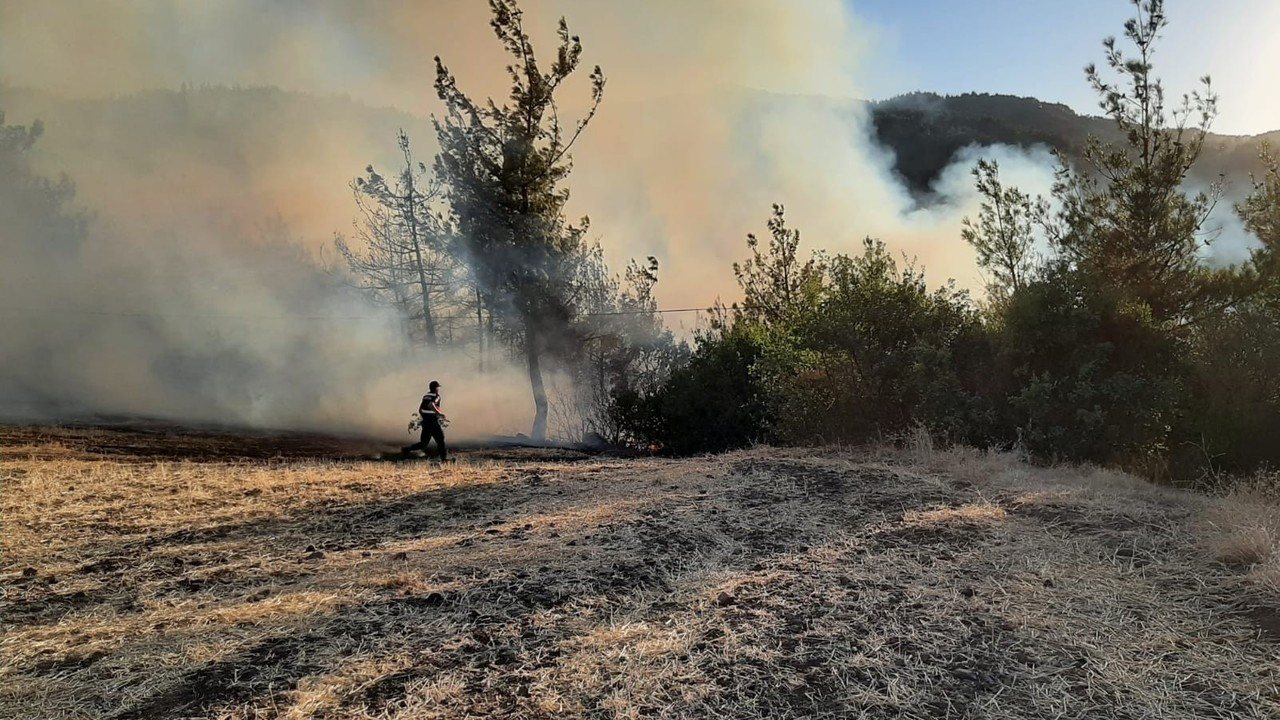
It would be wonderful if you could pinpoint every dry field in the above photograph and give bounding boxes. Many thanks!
[2,424,1278,719]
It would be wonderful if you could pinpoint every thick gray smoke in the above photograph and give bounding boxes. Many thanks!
[0,179,532,437]
[7,0,1242,435]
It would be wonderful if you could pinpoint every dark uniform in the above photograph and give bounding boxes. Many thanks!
[402,387,447,461]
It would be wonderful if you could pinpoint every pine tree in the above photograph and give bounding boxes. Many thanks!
[1042,0,1247,327]
[432,0,604,439]
[960,159,1038,304]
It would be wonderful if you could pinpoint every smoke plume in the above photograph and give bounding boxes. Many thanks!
[0,0,1059,434]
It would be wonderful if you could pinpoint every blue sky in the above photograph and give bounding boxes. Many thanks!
[848,0,1279,135]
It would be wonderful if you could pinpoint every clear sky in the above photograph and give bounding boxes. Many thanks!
[848,0,1280,135]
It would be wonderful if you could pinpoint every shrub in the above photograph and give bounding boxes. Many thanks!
[780,240,994,446]
[997,266,1182,470]
[611,324,770,455]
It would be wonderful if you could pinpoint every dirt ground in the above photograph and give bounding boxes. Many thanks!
[2,424,1277,719]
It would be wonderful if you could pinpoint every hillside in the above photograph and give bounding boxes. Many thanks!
[2,85,1274,246]
[1,425,1277,718]
[870,91,1278,196]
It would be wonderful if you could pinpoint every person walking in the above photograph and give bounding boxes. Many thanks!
[402,380,447,461]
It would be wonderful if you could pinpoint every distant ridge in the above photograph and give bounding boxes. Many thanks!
[868,91,1277,195]
[1,84,1274,222]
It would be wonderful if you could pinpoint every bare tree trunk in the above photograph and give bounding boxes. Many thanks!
[405,197,438,347]
[525,316,548,440]
[476,286,485,373]
[596,339,606,408]
[487,305,495,370]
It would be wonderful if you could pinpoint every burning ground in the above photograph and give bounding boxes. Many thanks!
[1,426,1278,718]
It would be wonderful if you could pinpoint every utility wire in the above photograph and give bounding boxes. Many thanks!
[0,303,737,322]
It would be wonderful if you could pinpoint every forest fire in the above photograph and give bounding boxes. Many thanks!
[2,1,1278,717]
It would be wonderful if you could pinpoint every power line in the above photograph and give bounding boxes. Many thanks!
[0,305,376,321]
[0,303,734,322]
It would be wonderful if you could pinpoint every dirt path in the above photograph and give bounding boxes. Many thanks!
[2,430,1276,718]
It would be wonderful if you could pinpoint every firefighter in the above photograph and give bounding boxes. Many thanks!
[402,380,447,461]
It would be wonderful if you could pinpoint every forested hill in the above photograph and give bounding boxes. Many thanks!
[870,91,1279,195]
[2,84,1274,236]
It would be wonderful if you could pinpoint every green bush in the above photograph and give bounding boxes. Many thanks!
[610,324,770,455]
[1177,285,1280,478]
[613,237,996,454]
[997,267,1182,470]
[779,240,994,446]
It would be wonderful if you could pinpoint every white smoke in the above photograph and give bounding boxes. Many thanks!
[0,1,1078,434]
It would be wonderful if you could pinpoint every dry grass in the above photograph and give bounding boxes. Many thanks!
[1203,487,1280,594]
[3,425,1278,719]
[889,439,1280,594]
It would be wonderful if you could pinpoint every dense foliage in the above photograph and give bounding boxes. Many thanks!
[11,0,1272,482]
[613,1,1280,485]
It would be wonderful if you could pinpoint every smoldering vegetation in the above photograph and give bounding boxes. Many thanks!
[0,0,1047,439]
[0,95,531,438]
[0,0,1277,480]
[0,199,532,438]
[1,3,1279,716]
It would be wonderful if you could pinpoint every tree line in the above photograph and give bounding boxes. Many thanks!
[12,0,1267,479]
[605,0,1279,485]
[336,0,1278,480]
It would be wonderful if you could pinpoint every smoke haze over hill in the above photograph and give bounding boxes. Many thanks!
[0,0,1273,434]
[0,1,1064,311]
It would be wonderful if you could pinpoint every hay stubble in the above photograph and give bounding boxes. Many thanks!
[2,427,1277,718]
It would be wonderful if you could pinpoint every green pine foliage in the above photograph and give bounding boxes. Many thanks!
[432,0,606,439]
[612,1,1280,486]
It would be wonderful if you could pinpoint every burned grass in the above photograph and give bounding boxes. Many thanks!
[2,428,1278,718]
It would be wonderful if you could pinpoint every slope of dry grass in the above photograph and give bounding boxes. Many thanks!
[2,426,1277,719]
